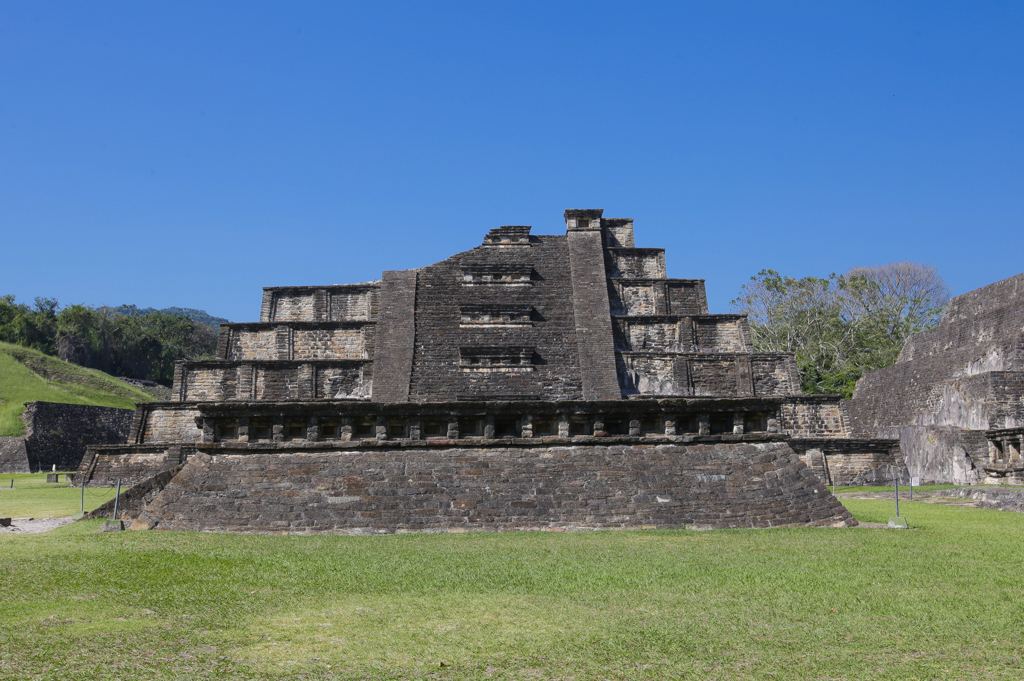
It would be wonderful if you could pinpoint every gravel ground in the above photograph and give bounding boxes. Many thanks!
[0,517,76,534]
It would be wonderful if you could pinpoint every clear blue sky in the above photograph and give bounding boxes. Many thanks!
[2,2,1022,321]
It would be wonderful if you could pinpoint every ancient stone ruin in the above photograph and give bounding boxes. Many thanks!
[80,209,893,533]
[848,272,1024,485]
[0,402,134,473]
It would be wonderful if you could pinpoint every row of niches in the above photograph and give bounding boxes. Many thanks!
[482,226,532,246]
[989,433,1023,464]
[205,410,777,443]
[460,264,534,285]
[460,305,535,327]
[459,346,536,372]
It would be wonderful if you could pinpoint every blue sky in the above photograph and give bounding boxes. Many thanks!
[1,2,1022,321]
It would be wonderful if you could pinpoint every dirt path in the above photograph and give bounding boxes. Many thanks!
[0,517,76,534]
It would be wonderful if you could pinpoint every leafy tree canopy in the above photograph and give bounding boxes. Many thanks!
[731,262,950,398]
[0,296,221,383]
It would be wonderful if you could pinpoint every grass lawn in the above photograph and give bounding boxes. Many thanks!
[0,342,151,436]
[1,498,1022,680]
[0,474,118,519]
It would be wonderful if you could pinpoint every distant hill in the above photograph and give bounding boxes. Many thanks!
[0,342,153,437]
[106,306,229,329]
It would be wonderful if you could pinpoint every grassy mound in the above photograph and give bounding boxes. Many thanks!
[0,500,1022,679]
[0,342,152,436]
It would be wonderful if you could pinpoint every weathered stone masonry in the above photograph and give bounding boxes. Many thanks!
[84,209,881,531]
[135,441,852,534]
[0,402,134,473]
[848,272,1024,484]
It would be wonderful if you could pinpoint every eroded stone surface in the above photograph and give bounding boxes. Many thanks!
[135,442,855,534]
[79,208,881,532]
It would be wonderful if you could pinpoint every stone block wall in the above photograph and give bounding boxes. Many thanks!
[408,231,588,402]
[752,355,801,396]
[616,353,798,398]
[614,318,686,353]
[779,398,849,438]
[0,437,29,473]
[0,402,135,473]
[260,285,380,323]
[607,281,713,325]
[140,404,203,444]
[849,271,1024,436]
[177,361,372,402]
[601,217,635,248]
[222,323,372,362]
[79,444,190,487]
[693,316,750,353]
[791,439,902,486]
[896,426,988,485]
[612,316,755,355]
[568,222,622,401]
[372,270,418,402]
[605,248,667,279]
[133,441,854,533]
[897,272,1024,367]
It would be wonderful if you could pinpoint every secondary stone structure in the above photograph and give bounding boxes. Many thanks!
[848,272,1024,485]
[82,210,882,533]
[0,402,134,473]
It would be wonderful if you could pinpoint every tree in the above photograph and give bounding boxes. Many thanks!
[4,295,220,383]
[731,262,950,397]
[841,261,950,366]
[0,296,58,354]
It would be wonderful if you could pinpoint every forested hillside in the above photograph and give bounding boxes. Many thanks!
[0,296,224,383]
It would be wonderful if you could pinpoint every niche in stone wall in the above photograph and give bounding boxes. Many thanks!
[421,420,447,437]
[709,413,734,435]
[494,418,520,438]
[569,417,592,436]
[353,420,375,439]
[458,418,484,437]
[744,412,768,433]
[617,355,685,396]
[285,421,306,439]
[603,417,630,435]
[640,416,663,436]
[215,421,237,441]
[533,418,557,436]
[251,419,272,440]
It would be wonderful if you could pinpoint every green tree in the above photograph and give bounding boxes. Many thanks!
[732,262,950,398]
[0,295,58,354]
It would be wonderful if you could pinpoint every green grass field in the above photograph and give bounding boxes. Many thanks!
[0,342,152,437]
[1,497,1022,680]
[0,473,118,518]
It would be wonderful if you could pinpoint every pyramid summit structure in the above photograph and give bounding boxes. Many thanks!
[80,209,896,533]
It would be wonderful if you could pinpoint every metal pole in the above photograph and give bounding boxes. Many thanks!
[81,474,85,513]
[892,475,901,518]
[112,478,122,520]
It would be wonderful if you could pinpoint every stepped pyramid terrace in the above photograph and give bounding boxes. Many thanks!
[79,209,897,533]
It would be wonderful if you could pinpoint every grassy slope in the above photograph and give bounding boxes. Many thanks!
[0,500,1022,680]
[0,342,151,436]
